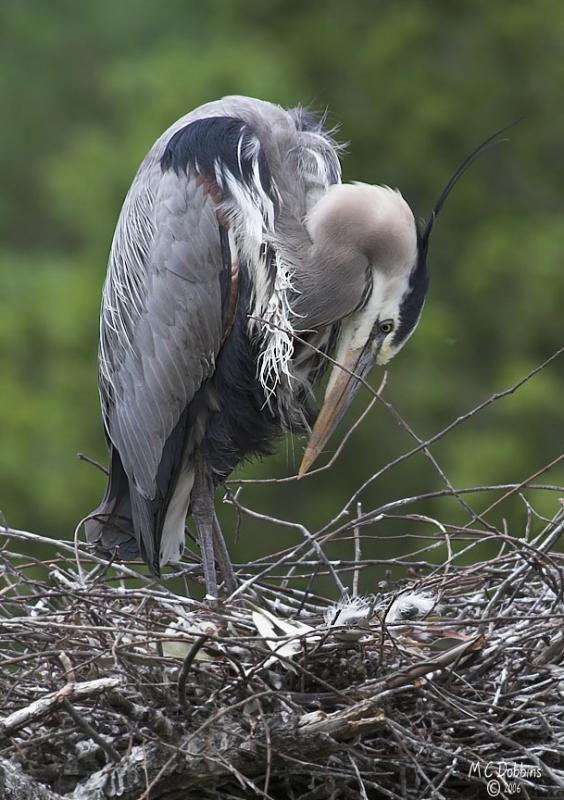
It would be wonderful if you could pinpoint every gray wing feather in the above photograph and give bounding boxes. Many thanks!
[98,95,342,498]
[100,165,224,499]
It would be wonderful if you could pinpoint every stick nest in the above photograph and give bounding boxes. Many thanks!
[1,499,564,800]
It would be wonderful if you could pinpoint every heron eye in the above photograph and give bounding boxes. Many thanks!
[379,320,394,335]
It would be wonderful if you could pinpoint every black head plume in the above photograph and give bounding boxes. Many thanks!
[420,119,521,253]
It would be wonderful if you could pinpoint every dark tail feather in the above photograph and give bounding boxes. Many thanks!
[87,408,193,576]
[84,446,140,562]
[128,405,195,576]
[130,489,161,575]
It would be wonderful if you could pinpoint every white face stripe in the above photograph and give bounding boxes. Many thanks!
[325,263,421,395]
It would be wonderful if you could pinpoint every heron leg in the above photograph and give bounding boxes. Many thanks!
[212,512,238,594]
[191,456,238,600]
[191,464,219,601]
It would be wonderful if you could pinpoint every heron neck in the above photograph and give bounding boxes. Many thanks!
[289,240,367,331]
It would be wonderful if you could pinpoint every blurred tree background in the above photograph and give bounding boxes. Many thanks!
[1,0,562,582]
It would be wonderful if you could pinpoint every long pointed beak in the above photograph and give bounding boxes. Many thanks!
[298,341,379,476]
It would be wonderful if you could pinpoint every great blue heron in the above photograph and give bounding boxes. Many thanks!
[86,95,500,598]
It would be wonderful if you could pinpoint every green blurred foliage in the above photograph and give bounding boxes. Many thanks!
[1,0,562,576]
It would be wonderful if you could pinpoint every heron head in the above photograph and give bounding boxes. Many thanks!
[299,124,513,476]
[298,182,426,475]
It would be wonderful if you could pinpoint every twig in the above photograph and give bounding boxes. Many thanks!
[0,677,124,736]
[77,452,109,476]
[353,502,362,598]
[61,698,121,762]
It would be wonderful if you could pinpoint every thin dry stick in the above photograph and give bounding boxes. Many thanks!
[374,392,494,529]
[77,452,109,476]
[242,320,562,523]
[0,677,124,736]
[353,502,362,598]
[225,495,347,601]
[465,450,564,525]
[230,388,383,486]
[61,698,121,762]
[322,345,564,533]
